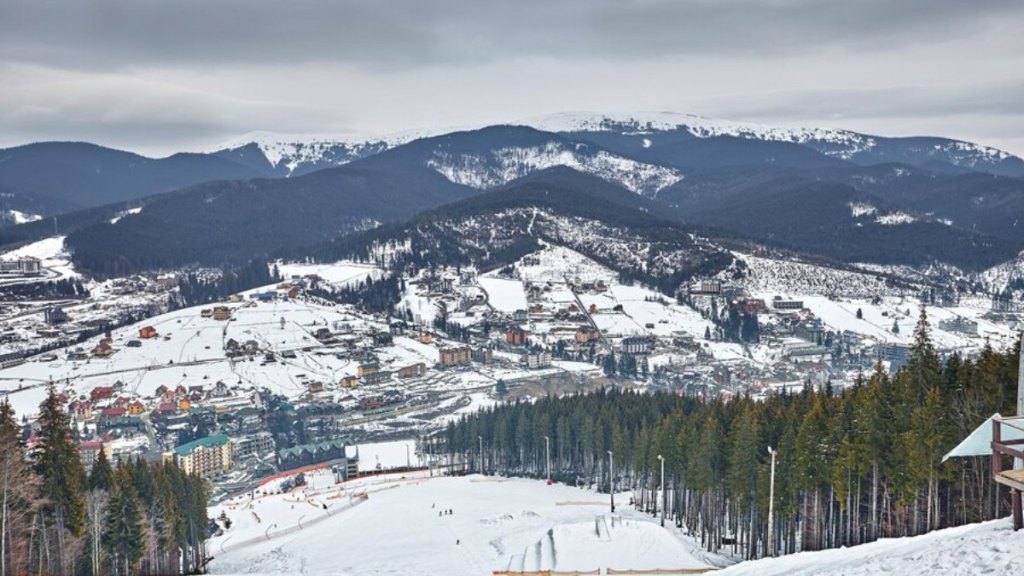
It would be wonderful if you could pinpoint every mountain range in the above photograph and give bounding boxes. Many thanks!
[2,113,1023,281]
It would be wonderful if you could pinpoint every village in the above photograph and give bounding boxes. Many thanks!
[0,239,1021,498]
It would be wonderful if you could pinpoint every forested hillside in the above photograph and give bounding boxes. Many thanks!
[444,309,1021,560]
[0,391,208,576]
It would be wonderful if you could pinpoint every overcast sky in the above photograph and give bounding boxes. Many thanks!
[2,0,1023,157]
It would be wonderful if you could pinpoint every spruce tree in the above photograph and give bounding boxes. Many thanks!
[104,467,145,575]
[0,399,39,576]
[89,449,113,492]
[36,386,87,537]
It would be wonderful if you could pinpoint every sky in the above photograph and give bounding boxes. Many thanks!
[1,0,1023,157]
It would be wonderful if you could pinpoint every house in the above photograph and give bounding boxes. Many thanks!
[472,348,493,364]
[92,342,115,357]
[513,309,529,323]
[621,336,654,355]
[277,438,353,473]
[340,376,359,388]
[126,339,142,348]
[876,343,912,373]
[372,332,393,346]
[44,307,68,325]
[174,434,232,477]
[439,346,472,368]
[794,318,827,346]
[69,400,93,420]
[772,297,804,311]
[210,380,231,398]
[526,351,552,369]
[389,321,407,335]
[128,401,145,415]
[398,363,426,378]
[690,280,721,295]
[212,306,232,321]
[233,407,262,434]
[575,326,600,343]
[100,407,127,419]
[78,440,109,472]
[307,381,325,393]
[939,316,979,336]
[90,386,115,402]
[231,432,275,460]
[418,332,434,344]
[139,326,158,339]
[506,326,528,346]
[314,327,333,341]
[153,402,177,418]
[357,362,380,378]
[362,370,392,385]
[177,398,191,411]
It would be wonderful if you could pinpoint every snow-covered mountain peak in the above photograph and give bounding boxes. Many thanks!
[523,111,877,158]
[426,140,683,196]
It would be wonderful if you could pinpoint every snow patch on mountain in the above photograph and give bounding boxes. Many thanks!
[1,209,42,224]
[524,112,1020,167]
[848,202,877,218]
[978,250,1024,293]
[426,142,683,195]
[525,112,879,159]
[110,206,142,224]
[724,252,913,298]
[875,212,917,225]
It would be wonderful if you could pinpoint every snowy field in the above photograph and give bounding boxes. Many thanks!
[276,261,380,287]
[479,276,528,313]
[209,475,715,576]
[717,518,1023,576]
[0,235,77,279]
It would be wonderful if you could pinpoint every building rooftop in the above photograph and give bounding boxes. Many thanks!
[174,433,230,457]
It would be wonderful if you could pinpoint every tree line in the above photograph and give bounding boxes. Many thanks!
[0,389,209,576]
[443,309,1021,560]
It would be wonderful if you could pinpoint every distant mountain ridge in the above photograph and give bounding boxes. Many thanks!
[4,114,1024,279]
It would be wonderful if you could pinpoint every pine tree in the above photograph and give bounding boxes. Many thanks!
[89,449,113,492]
[0,400,39,576]
[104,466,145,575]
[36,386,88,541]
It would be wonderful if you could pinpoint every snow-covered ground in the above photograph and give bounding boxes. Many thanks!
[0,235,77,279]
[276,261,380,287]
[209,475,715,576]
[479,276,528,313]
[717,518,1023,576]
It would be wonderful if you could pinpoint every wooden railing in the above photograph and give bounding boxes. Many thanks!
[991,415,1024,530]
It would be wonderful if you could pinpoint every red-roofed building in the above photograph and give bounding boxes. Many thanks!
[99,407,127,419]
[139,326,158,339]
[90,386,115,402]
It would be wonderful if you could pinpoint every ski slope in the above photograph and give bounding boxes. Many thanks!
[717,518,1023,576]
[209,475,714,575]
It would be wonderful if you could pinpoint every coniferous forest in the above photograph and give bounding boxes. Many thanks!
[0,389,208,576]
[443,310,1021,560]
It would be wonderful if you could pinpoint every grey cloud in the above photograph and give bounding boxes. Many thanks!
[1,0,1021,70]
[701,82,1024,123]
